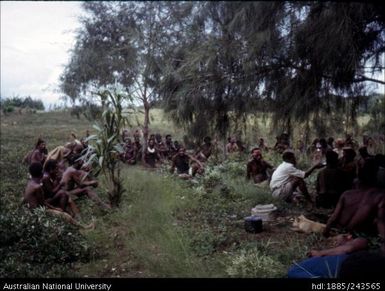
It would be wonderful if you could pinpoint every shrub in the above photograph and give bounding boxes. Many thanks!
[0,206,94,277]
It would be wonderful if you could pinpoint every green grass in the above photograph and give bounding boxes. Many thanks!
[2,109,380,278]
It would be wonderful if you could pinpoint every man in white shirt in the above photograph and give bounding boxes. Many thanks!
[270,150,324,202]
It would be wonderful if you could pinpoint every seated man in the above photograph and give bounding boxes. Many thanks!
[23,138,47,166]
[270,150,323,203]
[23,163,92,229]
[60,155,111,209]
[323,159,385,252]
[170,146,203,179]
[121,137,137,165]
[195,136,213,163]
[315,150,346,208]
[226,137,239,156]
[144,139,160,168]
[42,159,79,218]
[246,148,274,184]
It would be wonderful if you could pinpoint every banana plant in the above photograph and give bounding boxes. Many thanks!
[82,88,136,207]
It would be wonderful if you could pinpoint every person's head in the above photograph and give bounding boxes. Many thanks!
[69,154,83,169]
[319,138,328,149]
[358,146,370,158]
[166,134,172,142]
[35,138,46,151]
[29,162,43,179]
[259,138,264,144]
[325,150,338,168]
[251,148,262,160]
[203,136,211,144]
[174,140,180,149]
[342,147,356,162]
[339,251,385,279]
[327,137,334,146]
[155,133,162,142]
[178,146,186,156]
[148,139,155,148]
[312,138,320,146]
[335,138,345,149]
[43,159,58,175]
[282,150,296,165]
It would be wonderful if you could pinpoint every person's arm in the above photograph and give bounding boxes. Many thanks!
[188,154,203,168]
[323,195,345,237]
[309,238,368,257]
[73,171,98,187]
[304,162,324,178]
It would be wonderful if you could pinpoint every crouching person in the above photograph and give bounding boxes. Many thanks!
[270,150,324,203]
[23,162,93,229]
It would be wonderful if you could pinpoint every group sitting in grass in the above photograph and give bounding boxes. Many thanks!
[21,129,385,277]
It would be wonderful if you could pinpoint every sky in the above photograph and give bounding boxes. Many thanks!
[1,1,82,109]
[1,2,384,111]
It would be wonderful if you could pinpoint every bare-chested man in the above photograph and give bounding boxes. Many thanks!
[246,148,274,184]
[26,138,47,166]
[170,146,203,179]
[23,163,92,229]
[226,137,239,156]
[324,159,385,252]
[60,155,111,209]
[42,159,79,217]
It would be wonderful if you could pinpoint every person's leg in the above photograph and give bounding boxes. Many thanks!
[84,187,111,209]
[47,209,94,229]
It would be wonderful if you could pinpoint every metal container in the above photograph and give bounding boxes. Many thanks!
[244,216,263,233]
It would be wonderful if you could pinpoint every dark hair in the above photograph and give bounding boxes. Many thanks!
[29,162,43,178]
[68,154,82,166]
[250,147,260,154]
[203,136,211,143]
[282,151,295,162]
[35,138,45,149]
[339,251,385,279]
[166,134,172,139]
[44,159,58,173]
[358,146,369,158]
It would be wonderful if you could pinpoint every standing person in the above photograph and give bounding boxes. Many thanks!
[270,150,323,203]
[246,148,274,184]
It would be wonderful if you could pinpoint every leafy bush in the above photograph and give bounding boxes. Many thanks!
[0,206,94,277]
[226,249,284,278]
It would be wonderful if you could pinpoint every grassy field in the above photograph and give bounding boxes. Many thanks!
[1,109,352,278]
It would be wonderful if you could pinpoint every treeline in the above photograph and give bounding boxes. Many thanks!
[60,2,385,141]
[1,96,45,112]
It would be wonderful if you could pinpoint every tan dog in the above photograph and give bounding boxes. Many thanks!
[291,214,326,233]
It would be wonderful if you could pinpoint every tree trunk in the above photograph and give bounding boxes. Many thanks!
[141,97,150,164]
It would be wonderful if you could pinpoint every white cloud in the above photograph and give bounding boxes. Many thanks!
[1,1,82,109]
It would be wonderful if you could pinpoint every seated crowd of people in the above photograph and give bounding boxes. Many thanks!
[21,129,385,277]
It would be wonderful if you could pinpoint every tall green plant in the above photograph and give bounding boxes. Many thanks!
[84,89,135,207]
